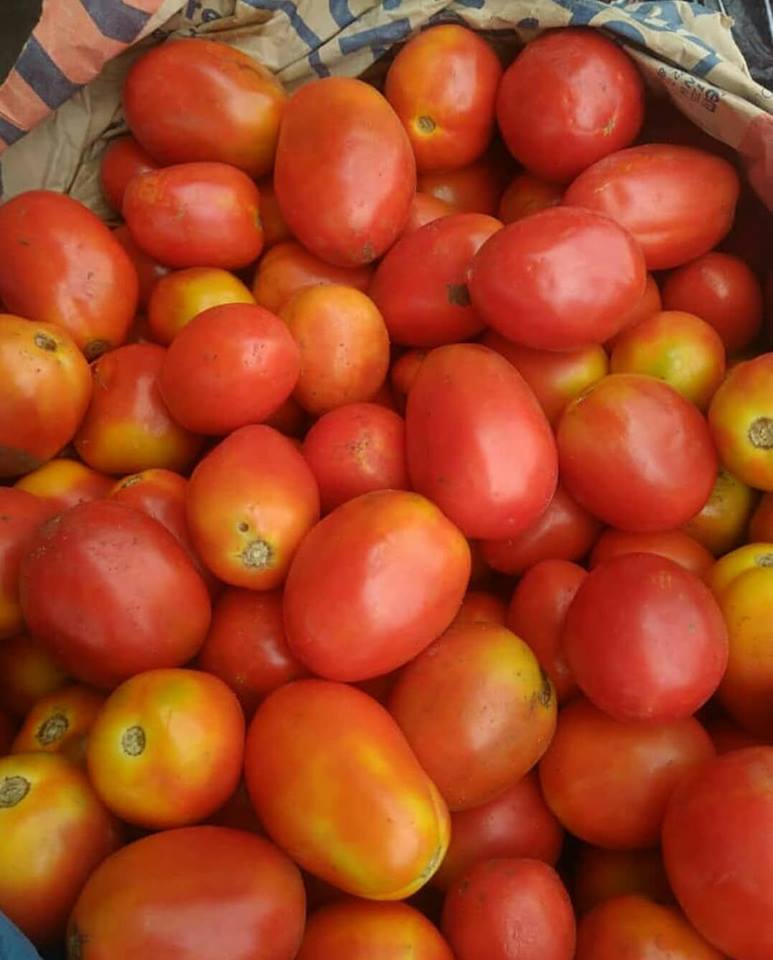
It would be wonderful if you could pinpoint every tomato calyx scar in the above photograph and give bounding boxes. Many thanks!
[748,417,773,450]
[36,712,69,745]
[0,775,30,807]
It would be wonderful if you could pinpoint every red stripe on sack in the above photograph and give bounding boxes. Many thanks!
[0,70,51,131]
[34,0,128,85]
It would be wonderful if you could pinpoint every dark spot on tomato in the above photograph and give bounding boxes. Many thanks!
[447,283,471,307]
[67,924,89,960]
[34,332,57,352]
[416,115,436,133]
[118,474,143,489]
[84,339,110,362]
[241,538,274,569]
[748,417,773,450]
[361,242,376,262]
[121,725,146,757]
[0,775,30,808]
[36,712,69,746]
[755,553,773,567]
[534,667,554,709]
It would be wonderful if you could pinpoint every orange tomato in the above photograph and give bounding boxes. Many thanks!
[0,634,69,718]
[451,589,507,627]
[683,468,757,556]
[14,459,113,511]
[498,171,563,222]
[12,685,104,764]
[0,488,56,639]
[148,266,255,345]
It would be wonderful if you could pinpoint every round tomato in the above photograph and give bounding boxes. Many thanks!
[148,266,255,345]
[390,348,427,408]
[99,135,158,212]
[256,178,292,247]
[0,634,68,718]
[0,488,56,639]
[14,459,112,512]
[12,685,104,765]
[683,467,757,556]
[112,224,169,310]
[573,848,673,915]
[750,491,773,540]
[498,172,563,222]
[589,528,714,577]
[707,541,773,598]
[452,589,507,628]
[402,192,457,234]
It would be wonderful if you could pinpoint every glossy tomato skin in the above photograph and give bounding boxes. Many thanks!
[14,459,112,512]
[123,162,264,269]
[20,500,211,690]
[256,178,292,247]
[275,77,415,266]
[469,207,646,350]
[497,28,644,183]
[0,634,68,718]
[12,685,104,765]
[0,192,138,357]
[68,825,306,960]
[283,490,470,681]
[452,589,507,628]
[589,528,714,577]
[124,39,287,177]
[750,491,773,539]
[562,553,728,722]
[113,224,170,310]
[245,679,450,899]
[99,135,158,212]
[608,273,663,347]
[573,848,673,915]
[406,344,557,540]
[418,149,511,215]
[498,172,563,222]
[565,144,740,269]
[684,469,757,556]
[148,266,255,345]
[402,193,457,234]
[662,746,773,960]
[557,374,718,531]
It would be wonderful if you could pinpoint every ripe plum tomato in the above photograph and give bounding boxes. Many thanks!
[750,491,773,539]
[683,467,757,555]
[402,193,457,234]
[256,178,292,247]
[12,685,104,765]
[20,500,211,690]
[0,634,68,718]
[99,135,158,212]
[608,273,662,346]
[245,679,450,899]
[391,349,427,407]
[498,172,563,222]
[68,825,306,960]
[539,698,715,849]
[557,373,717,532]
[452,589,507,628]
[468,206,646,350]
[112,224,169,310]
[589,528,714,576]
[418,151,510,215]
[14,459,112,512]
[573,848,673,915]
[562,553,728,722]
[148,266,255,345]
[497,28,644,183]
[283,489,470,682]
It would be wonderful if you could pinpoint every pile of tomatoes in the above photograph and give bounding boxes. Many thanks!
[0,21,771,960]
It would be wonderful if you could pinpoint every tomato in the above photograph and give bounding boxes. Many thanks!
[0,634,68,718]
[208,778,265,834]
[186,424,320,590]
[539,698,714,849]
[390,349,427,407]
[20,500,211,689]
[608,273,663,347]
[15,459,112,511]
[418,150,510,215]
[148,266,255,345]
[197,588,305,716]
[707,541,773,598]
[123,162,264,269]
[469,207,646,350]
[497,28,643,183]
[245,679,450,898]
[708,353,773,490]
[124,39,287,177]
[576,895,724,960]
[573,848,673,914]
[256,177,292,247]
[557,374,718,531]
[69,825,305,960]
[0,192,138,358]
[0,753,119,945]
[302,403,408,513]
[402,193,457,234]
[480,483,600,576]
[12,685,104,765]
[297,899,453,960]
[159,303,300,435]
[662,746,773,960]
[112,224,170,310]
[406,344,557,540]
[99,135,158,212]
[750,491,773,539]
[452,589,507,628]
[565,144,740,270]
[662,251,764,354]
[589,529,714,576]
[280,285,390,415]
[498,172,563,223]
[74,343,203,475]
[562,553,728,722]
[0,314,92,478]
[0,711,14,754]
[264,394,308,438]
[284,489,469,681]
[442,858,576,960]
[684,468,757,555]
[506,559,585,703]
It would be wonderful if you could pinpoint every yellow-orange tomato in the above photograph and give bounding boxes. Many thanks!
[12,685,104,765]
[147,266,255,345]
[750,492,773,540]
[74,343,203,475]
[606,274,662,347]
[256,177,293,247]
[245,679,450,899]
[87,668,244,829]
[0,314,92,478]
[0,635,69,718]
[683,468,757,556]
[14,459,113,511]
[0,752,119,945]
[707,541,773,599]
[573,848,673,915]
[498,171,563,223]
[281,284,390,416]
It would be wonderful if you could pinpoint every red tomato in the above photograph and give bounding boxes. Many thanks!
[684,468,757,556]
[0,191,138,357]
[283,489,470,681]
[573,848,673,915]
[256,177,292,247]
[20,500,211,689]
[469,206,646,350]
[406,344,557,540]
[498,172,563,222]
[99,135,158,212]
[563,553,728,722]
[14,459,112,512]
[565,144,740,269]
[0,314,92,478]
[497,28,644,183]
[608,273,663,347]
[275,77,415,266]
[704,713,766,754]
[123,39,287,177]
[159,302,300,435]
[245,679,450,898]
[112,224,170,310]
[539,698,715,848]
[0,711,13,754]
[123,162,264,269]
[750,491,773,540]
[302,403,408,513]
[0,634,68,718]
[12,685,104,765]
[590,528,714,576]
[148,266,255,345]
[263,394,308,438]
[442,859,576,960]
[452,589,507,627]
[390,349,427,407]
[557,374,718,531]
[402,192,457,234]
[662,747,773,960]
[69,825,305,960]
[418,150,510,215]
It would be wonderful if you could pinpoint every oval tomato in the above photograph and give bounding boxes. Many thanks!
[683,468,757,556]
[589,528,714,577]
[452,589,507,628]
[391,348,427,407]
[112,224,170,315]
[608,273,663,346]
[256,178,292,247]
[12,685,104,764]
[148,266,255,345]
[498,172,563,223]
[15,459,112,512]
[402,192,457,234]
[0,634,69,718]
[573,848,673,915]
[99,135,158,212]
[418,149,510,215]
[750,491,773,540]
[0,488,56,639]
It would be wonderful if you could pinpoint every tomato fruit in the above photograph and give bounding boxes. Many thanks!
[12,685,104,765]
[452,589,507,628]
[14,459,112,512]
[683,467,757,555]
[707,541,773,598]
[390,349,427,407]
[256,178,292,248]
[148,266,255,345]
[589,528,714,576]
[402,192,457,234]
[0,634,68,718]
[99,135,158,212]
[498,172,563,222]
[750,491,773,539]
[0,711,13,754]
[608,273,663,346]
[112,224,169,310]
[573,848,673,914]
[418,149,510,215]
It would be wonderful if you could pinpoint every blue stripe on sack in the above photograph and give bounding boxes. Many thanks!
[339,18,412,54]
[454,0,485,8]
[308,48,331,77]
[0,114,25,146]
[691,50,722,77]
[329,0,355,29]
[383,0,402,9]
[14,36,80,110]
[79,0,151,43]
[240,0,324,54]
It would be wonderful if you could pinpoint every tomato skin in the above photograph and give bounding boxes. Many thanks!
[573,848,673,915]
[69,825,305,960]
[590,528,714,577]
[662,746,773,960]
[284,489,470,681]
[707,542,773,599]
[0,711,14,753]
[684,468,757,556]
[245,679,450,899]
[557,374,718,532]
[406,344,557,540]
[452,589,507,628]
[608,273,662,347]
[14,459,112,512]
[403,192,457,235]
[750,491,773,540]
[565,144,740,270]
[256,178,292,247]
[0,192,138,358]
[12,685,104,765]
[498,172,563,223]
[20,500,212,690]
[497,28,644,183]
[148,266,255,345]
[112,224,170,310]
[418,154,509,215]
[275,77,415,266]
[0,634,69,718]
[100,135,158,212]
[469,207,646,350]
[563,553,728,722]
[391,349,427,408]
[109,468,197,560]
[124,162,264,269]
